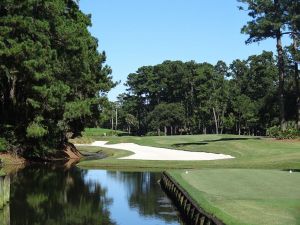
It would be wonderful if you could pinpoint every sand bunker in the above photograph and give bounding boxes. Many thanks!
[78,141,234,161]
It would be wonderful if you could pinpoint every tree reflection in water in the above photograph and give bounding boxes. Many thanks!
[106,171,183,224]
[10,165,115,225]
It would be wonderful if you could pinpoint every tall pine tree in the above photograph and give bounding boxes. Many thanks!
[0,0,113,157]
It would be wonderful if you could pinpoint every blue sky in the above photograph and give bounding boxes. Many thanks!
[79,0,284,101]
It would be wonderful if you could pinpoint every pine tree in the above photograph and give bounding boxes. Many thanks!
[0,0,113,157]
[239,0,290,130]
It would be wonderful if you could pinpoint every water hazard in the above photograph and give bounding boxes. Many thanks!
[5,165,186,225]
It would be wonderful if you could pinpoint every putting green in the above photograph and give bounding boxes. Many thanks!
[169,169,300,225]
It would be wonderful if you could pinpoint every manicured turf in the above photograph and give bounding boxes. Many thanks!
[77,134,300,169]
[83,128,127,137]
[78,146,228,170]
[168,169,300,225]
[76,134,300,224]
[71,128,128,144]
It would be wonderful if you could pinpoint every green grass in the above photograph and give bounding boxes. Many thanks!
[71,128,128,144]
[76,134,300,224]
[83,128,127,137]
[77,134,300,169]
[168,169,300,225]
[78,146,212,170]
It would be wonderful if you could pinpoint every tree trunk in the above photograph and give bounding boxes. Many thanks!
[9,75,17,105]
[238,114,241,135]
[220,106,226,135]
[276,33,286,130]
[295,62,300,129]
[212,107,219,134]
[128,125,131,135]
[157,128,160,136]
[170,126,173,135]
[293,34,300,129]
[115,108,118,130]
[164,126,167,136]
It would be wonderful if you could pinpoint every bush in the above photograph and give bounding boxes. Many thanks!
[266,126,281,138]
[267,125,300,139]
[145,131,159,136]
[0,138,8,152]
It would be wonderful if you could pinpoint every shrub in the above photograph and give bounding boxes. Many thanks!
[145,131,159,136]
[266,126,281,138]
[0,138,8,152]
[267,125,300,139]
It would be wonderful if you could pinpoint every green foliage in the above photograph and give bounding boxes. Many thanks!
[117,52,282,135]
[0,0,113,157]
[239,0,299,130]
[26,122,48,138]
[145,131,159,136]
[147,102,185,135]
[0,138,7,152]
[267,125,300,139]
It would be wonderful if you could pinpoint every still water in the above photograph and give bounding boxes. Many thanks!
[8,165,186,225]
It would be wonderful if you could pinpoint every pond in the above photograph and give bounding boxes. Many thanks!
[5,165,186,225]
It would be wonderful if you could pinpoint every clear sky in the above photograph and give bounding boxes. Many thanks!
[79,0,284,101]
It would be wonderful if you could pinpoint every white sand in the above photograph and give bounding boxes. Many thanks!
[77,141,234,161]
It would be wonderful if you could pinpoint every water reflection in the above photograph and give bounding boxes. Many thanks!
[9,166,184,225]
[10,166,114,225]
[107,171,180,222]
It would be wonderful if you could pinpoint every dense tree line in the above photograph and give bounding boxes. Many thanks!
[100,0,300,137]
[106,50,298,136]
[0,0,113,157]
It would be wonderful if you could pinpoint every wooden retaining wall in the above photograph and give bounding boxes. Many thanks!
[0,175,10,210]
[160,172,224,225]
[0,204,10,225]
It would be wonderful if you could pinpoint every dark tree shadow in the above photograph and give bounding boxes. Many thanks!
[282,169,300,173]
[173,142,208,147]
[172,137,261,147]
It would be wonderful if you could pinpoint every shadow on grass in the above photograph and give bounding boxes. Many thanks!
[282,169,300,173]
[172,137,261,147]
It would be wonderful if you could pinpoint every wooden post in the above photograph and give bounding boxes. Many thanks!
[3,176,10,203]
[0,176,3,209]
[0,175,10,210]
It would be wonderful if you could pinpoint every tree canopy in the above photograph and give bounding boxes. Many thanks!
[103,51,298,136]
[0,0,113,157]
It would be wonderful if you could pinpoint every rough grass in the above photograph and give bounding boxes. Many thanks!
[76,134,300,169]
[168,169,300,225]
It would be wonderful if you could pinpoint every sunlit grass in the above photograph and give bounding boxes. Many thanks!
[169,169,300,225]
[76,134,300,170]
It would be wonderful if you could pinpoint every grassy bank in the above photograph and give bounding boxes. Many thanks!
[168,169,300,225]
[77,134,300,169]
[78,146,222,170]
